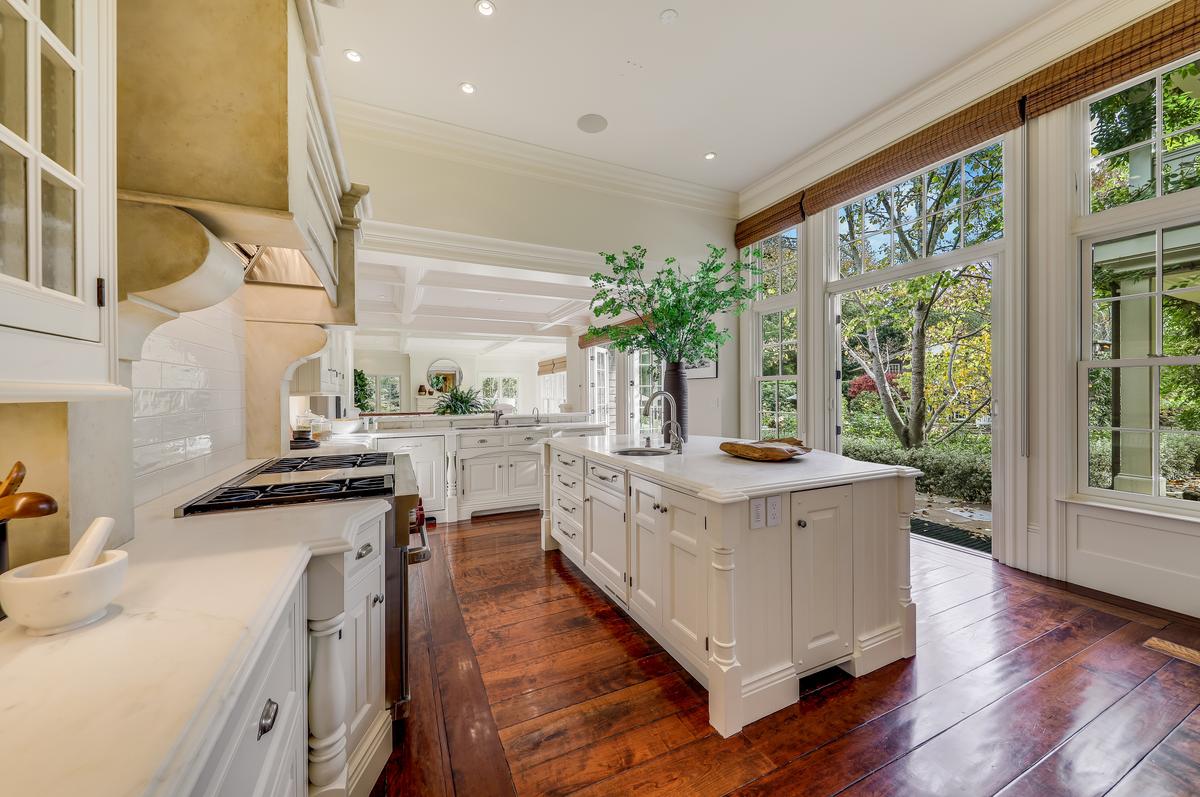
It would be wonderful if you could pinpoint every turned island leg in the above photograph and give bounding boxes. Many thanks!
[706,501,744,737]
[306,556,349,796]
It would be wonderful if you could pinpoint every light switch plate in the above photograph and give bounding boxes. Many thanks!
[766,495,782,527]
[749,497,765,529]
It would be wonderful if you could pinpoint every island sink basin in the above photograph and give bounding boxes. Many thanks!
[613,447,675,457]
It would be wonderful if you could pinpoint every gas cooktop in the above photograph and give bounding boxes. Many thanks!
[175,453,396,517]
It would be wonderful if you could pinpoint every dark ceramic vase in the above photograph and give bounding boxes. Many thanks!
[663,362,689,442]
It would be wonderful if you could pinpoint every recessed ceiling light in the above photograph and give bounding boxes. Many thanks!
[460,82,476,94]
[475,0,496,15]
[704,151,717,160]
[577,114,608,134]
[659,8,678,24]
[344,49,362,63]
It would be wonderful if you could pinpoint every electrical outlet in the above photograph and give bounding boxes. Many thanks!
[749,497,765,529]
[766,495,782,527]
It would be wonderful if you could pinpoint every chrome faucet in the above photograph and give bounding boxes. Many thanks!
[531,407,540,424]
[492,407,502,427]
[643,391,683,453]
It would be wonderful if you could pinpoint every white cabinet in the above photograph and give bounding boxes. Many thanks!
[583,483,627,603]
[291,328,351,397]
[627,476,709,672]
[460,450,543,513]
[661,487,709,672]
[377,436,447,513]
[508,452,542,497]
[791,485,854,671]
[629,477,664,627]
[342,555,385,757]
[462,454,507,504]
[0,0,118,390]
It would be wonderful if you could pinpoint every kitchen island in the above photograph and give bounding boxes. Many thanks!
[542,434,920,737]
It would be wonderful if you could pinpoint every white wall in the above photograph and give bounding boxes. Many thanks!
[130,295,247,505]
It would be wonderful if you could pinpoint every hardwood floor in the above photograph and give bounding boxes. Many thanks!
[374,510,1200,796]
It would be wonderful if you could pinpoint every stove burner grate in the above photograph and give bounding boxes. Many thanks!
[268,482,345,496]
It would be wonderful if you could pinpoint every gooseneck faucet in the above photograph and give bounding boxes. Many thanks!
[531,407,540,424]
[643,391,683,453]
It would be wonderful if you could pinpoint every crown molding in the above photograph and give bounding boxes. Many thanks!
[335,98,738,219]
[738,0,1175,218]
[359,219,601,277]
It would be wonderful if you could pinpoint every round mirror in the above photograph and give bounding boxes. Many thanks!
[426,359,463,393]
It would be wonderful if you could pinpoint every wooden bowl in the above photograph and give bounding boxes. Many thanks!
[719,438,812,462]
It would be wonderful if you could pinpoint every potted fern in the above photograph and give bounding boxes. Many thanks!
[433,386,493,416]
[588,245,761,441]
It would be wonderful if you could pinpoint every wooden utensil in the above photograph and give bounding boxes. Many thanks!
[719,438,812,462]
[0,461,26,498]
[0,492,58,522]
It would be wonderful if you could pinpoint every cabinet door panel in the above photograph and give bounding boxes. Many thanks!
[342,560,384,755]
[584,484,627,601]
[663,488,708,669]
[629,477,663,628]
[462,455,505,504]
[791,485,853,670]
[507,452,541,497]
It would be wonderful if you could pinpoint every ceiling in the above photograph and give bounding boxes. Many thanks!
[355,252,589,357]
[317,0,1068,192]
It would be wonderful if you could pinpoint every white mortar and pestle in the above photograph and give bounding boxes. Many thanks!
[0,516,128,635]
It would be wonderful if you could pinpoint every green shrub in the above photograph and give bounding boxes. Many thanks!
[842,437,992,503]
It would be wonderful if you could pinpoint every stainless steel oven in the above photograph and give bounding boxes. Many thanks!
[387,454,427,718]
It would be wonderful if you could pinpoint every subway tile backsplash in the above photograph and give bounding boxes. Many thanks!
[132,296,246,505]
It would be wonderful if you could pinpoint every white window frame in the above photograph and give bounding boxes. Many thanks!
[481,372,521,410]
[821,132,1025,564]
[1075,222,1200,514]
[363,373,404,412]
[1080,50,1200,218]
[743,226,803,440]
[0,0,99,341]
[539,371,567,413]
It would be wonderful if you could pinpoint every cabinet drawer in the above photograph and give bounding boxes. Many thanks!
[460,432,505,449]
[345,515,384,579]
[507,429,549,447]
[550,449,584,475]
[551,467,583,500]
[376,435,442,453]
[195,583,303,797]
[551,491,583,523]
[586,460,626,494]
[551,511,583,557]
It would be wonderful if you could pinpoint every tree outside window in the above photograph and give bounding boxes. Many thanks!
[482,374,520,409]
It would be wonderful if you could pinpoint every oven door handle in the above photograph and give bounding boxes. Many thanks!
[407,524,431,565]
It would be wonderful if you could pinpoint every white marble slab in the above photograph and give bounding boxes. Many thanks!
[0,458,390,797]
[545,434,922,503]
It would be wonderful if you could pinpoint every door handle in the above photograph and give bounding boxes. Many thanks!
[257,698,279,740]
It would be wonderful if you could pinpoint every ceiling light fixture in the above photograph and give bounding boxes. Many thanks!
[475,0,496,15]
[704,151,717,160]
[577,113,608,134]
[659,8,678,24]
[344,49,362,62]
[460,82,477,94]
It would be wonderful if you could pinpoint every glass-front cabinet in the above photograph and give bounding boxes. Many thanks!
[0,0,106,343]
[0,0,114,391]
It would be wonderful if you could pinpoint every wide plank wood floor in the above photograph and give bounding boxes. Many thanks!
[374,510,1200,796]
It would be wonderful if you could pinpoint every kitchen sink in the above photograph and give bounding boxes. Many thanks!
[613,447,675,457]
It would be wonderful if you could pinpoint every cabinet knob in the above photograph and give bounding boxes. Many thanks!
[652,502,661,511]
[797,519,807,528]
[372,593,385,606]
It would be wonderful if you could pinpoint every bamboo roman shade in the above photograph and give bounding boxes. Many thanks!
[538,356,567,375]
[735,0,1200,249]
[577,317,648,349]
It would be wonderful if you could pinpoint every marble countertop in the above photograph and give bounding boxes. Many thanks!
[318,420,606,446]
[0,460,390,797]
[546,434,921,504]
